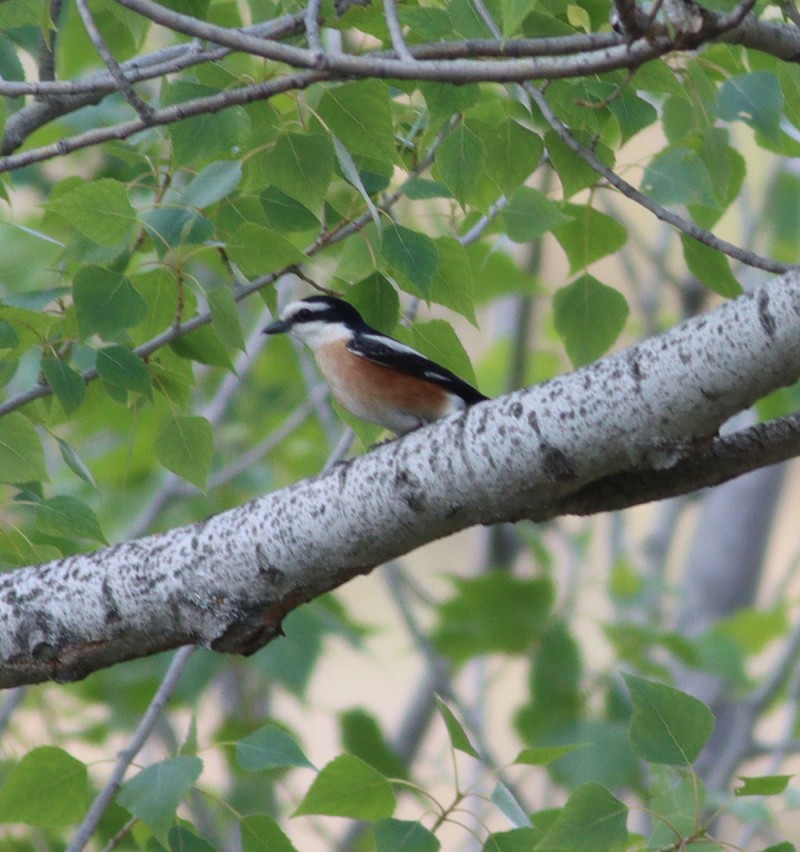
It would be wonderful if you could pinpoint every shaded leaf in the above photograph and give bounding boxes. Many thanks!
[155,414,213,490]
[73,266,147,339]
[96,346,153,399]
[380,224,438,297]
[47,178,135,247]
[41,358,86,414]
[375,819,440,852]
[36,495,106,543]
[0,412,47,483]
[553,274,628,367]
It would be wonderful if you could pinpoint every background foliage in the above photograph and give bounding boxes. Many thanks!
[0,0,799,848]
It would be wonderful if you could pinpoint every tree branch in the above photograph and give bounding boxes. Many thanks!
[2,273,799,689]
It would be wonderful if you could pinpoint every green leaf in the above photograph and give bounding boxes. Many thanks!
[608,90,658,144]
[435,696,480,759]
[207,286,245,351]
[483,120,544,197]
[226,223,308,278]
[36,495,107,543]
[647,764,702,849]
[241,814,298,852]
[419,82,482,122]
[236,725,315,772]
[340,709,407,780]
[513,744,584,766]
[625,674,715,765]
[718,71,783,138]
[553,207,628,272]
[502,187,572,243]
[0,412,48,483]
[169,825,216,852]
[641,147,719,208]
[57,437,97,488]
[501,0,534,36]
[375,819,440,852]
[432,124,487,207]
[171,325,234,370]
[260,187,320,232]
[544,129,614,198]
[182,160,242,209]
[380,224,438,297]
[142,208,214,255]
[491,782,532,828]
[411,319,478,386]
[430,237,476,324]
[41,358,86,415]
[540,782,628,851]
[0,319,19,349]
[403,178,452,200]
[715,606,789,655]
[118,756,203,842]
[155,414,213,490]
[681,235,743,298]
[265,133,334,212]
[735,774,792,796]
[433,574,554,666]
[73,266,148,339]
[96,346,153,399]
[482,828,543,852]
[317,80,397,163]
[165,82,251,166]
[0,746,88,827]
[293,754,395,819]
[553,274,629,367]
[347,274,400,333]
[47,178,135,247]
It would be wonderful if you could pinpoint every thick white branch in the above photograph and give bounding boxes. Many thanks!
[1,275,799,687]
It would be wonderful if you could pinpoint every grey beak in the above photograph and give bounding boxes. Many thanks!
[263,318,291,335]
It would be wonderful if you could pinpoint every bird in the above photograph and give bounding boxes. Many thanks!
[263,295,487,436]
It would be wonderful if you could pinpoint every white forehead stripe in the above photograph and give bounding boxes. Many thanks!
[280,300,330,321]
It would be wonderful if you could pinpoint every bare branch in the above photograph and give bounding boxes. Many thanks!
[38,0,64,82]
[75,0,154,121]
[304,0,324,55]
[384,0,415,62]
[66,646,196,852]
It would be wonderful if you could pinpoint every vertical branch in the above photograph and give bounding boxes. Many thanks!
[384,0,414,61]
[67,646,196,852]
[39,0,64,82]
[75,0,154,120]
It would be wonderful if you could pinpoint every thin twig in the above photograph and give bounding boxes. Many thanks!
[67,646,196,852]
[39,0,64,82]
[384,0,415,61]
[305,0,324,55]
[528,84,796,274]
[75,0,154,120]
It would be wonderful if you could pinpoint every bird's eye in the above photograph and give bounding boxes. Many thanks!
[296,308,313,322]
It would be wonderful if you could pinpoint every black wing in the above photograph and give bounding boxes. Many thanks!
[348,333,488,406]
